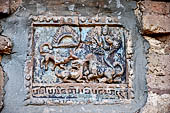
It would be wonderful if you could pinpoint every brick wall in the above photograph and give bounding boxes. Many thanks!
[0,0,170,112]
[138,1,170,113]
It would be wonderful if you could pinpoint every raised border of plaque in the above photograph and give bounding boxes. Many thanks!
[24,16,135,105]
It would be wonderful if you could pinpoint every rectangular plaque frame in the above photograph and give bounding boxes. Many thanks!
[24,16,135,105]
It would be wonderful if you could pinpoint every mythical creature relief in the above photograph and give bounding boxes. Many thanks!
[83,25,125,83]
[39,25,125,83]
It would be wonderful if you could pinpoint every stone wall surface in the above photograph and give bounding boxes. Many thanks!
[139,1,170,113]
[0,0,169,113]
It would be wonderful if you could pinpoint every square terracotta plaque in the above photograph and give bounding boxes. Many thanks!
[24,16,134,105]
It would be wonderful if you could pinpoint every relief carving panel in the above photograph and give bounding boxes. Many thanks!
[24,16,134,105]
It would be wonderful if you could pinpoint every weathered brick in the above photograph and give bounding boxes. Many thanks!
[10,0,22,14]
[144,36,170,91]
[0,0,10,14]
[142,13,170,34]
[147,53,170,90]
[0,0,22,16]
[0,35,12,54]
[140,1,170,34]
[141,1,170,15]
[141,93,170,113]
